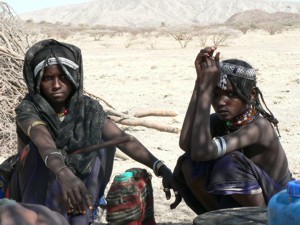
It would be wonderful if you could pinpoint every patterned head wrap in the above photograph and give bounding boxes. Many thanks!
[24,40,81,94]
[218,59,280,135]
[218,60,257,103]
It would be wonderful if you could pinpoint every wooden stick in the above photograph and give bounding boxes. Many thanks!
[133,109,177,118]
[109,116,180,134]
[72,136,133,154]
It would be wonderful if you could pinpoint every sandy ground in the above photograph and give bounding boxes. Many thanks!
[1,28,300,224]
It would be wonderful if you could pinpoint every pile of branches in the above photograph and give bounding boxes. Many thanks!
[0,2,32,156]
[0,2,179,156]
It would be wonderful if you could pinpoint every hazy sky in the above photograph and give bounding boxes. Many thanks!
[4,0,94,14]
[3,0,300,14]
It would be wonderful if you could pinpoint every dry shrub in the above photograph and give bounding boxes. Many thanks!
[259,22,284,35]
[169,31,193,48]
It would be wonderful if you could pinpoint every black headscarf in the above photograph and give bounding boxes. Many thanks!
[15,39,107,179]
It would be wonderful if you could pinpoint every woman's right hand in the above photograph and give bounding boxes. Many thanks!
[194,47,220,88]
[56,167,93,215]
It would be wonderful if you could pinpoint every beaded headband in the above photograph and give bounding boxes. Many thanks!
[34,57,79,77]
[218,62,256,90]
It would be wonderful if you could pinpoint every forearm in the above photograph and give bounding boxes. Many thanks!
[179,81,200,151]
[118,135,172,178]
[190,90,214,161]
[118,136,157,168]
[18,119,69,176]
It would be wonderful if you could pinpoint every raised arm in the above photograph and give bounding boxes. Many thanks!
[190,47,222,161]
[179,81,200,151]
[179,47,219,152]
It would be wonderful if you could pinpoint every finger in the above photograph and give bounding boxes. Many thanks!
[67,193,77,213]
[163,187,171,200]
[63,193,72,214]
[215,52,221,62]
[73,189,86,214]
[170,191,182,210]
[82,191,93,211]
[199,46,216,54]
[200,61,207,69]
[210,57,218,67]
[195,51,209,62]
[205,56,212,67]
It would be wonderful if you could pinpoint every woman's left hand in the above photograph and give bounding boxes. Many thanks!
[159,166,174,200]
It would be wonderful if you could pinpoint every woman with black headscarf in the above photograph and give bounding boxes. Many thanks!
[8,39,173,225]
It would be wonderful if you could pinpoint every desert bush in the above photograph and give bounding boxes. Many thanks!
[57,29,72,39]
[146,37,157,50]
[41,26,72,40]
[169,31,193,48]
[210,32,230,46]
[193,31,210,47]
[123,36,137,48]
[87,30,105,41]
[234,23,251,34]
[259,22,283,35]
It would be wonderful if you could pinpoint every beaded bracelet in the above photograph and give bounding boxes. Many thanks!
[44,151,64,168]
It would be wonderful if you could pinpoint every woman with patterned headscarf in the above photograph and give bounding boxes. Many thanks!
[171,47,293,214]
[7,39,173,224]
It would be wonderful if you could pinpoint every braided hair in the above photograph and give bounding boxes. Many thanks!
[220,59,280,136]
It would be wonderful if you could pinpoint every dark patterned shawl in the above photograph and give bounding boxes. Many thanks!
[15,39,107,179]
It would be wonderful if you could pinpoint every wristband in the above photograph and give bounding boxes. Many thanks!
[44,151,64,168]
[153,160,165,177]
[55,165,69,181]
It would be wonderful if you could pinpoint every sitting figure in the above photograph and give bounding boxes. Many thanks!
[172,47,293,214]
[5,39,173,225]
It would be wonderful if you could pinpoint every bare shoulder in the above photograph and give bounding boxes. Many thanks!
[224,116,278,153]
[252,116,278,140]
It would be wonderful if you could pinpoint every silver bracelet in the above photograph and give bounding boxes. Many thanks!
[152,160,160,172]
[55,165,69,181]
[44,151,64,168]
[212,136,227,158]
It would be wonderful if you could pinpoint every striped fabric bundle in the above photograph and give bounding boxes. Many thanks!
[106,168,156,225]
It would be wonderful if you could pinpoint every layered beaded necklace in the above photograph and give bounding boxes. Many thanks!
[225,107,259,130]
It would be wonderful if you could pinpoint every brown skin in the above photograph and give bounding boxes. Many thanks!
[179,47,288,210]
[17,64,174,215]
[39,65,72,113]
[0,201,70,225]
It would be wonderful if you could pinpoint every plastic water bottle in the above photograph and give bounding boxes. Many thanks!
[268,180,300,225]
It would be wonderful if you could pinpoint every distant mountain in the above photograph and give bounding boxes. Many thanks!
[19,0,300,27]
[226,9,300,24]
